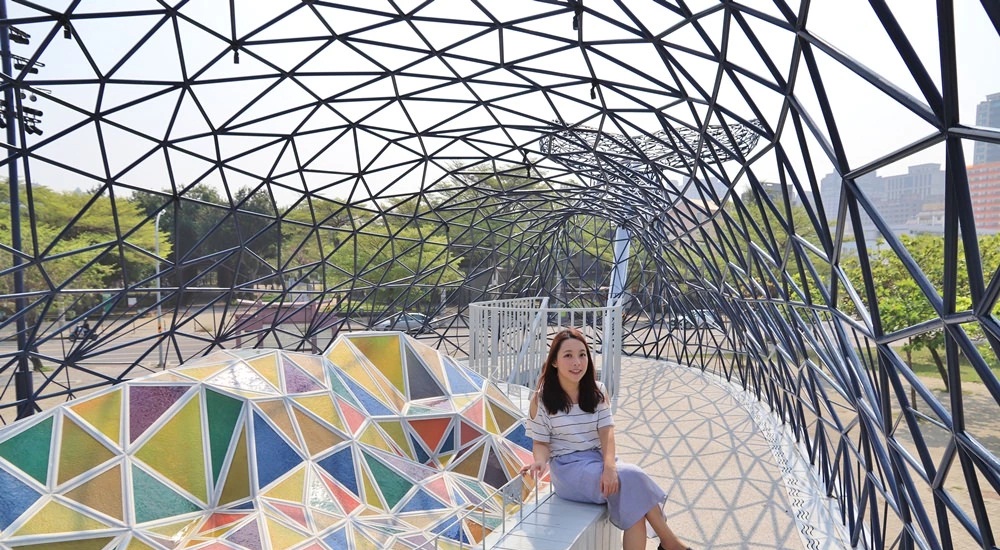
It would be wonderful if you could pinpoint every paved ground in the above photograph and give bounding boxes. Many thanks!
[614,357,815,550]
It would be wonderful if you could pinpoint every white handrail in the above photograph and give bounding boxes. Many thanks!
[468,297,623,409]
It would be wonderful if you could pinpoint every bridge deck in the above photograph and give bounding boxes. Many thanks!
[615,357,846,550]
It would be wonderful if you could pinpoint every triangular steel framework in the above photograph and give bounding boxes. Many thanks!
[0,2,999,548]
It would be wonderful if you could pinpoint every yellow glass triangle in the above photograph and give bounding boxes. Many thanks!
[135,396,208,503]
[331,341,394,406]
[350,334,405,394]
[451,395,476,411]
[489,402,517,433]
[67,388,122,447]
[292,407,345,457]
[14,499,108,535]
[246,354,282,390]
[263,464,306,502]
[265,516,309,547]
[145,517,199,539]
[196,522,241,539]
[217,388,271,400]
[451,445,483,478]
[360,466,386,511]
[58,417,116,485]
[311,509,341,531]
[143,372,194,383]
[374,420,408,454]
[64,463,123,521]
[484,404,499,435]
[436,452,456,469]
[358,424,397,455]
[293,395,346,433]
[220,428,251,505]
[175,363,230,382]
[124,535,158,550]
[325,340,359,371]
[404,509,453,526]
[11,537,115,550]
[354,533,383,550]
[255,399,302,452]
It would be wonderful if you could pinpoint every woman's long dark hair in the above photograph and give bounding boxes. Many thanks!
[538,328,605,414]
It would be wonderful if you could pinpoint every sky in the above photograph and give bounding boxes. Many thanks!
[2,0,998,206]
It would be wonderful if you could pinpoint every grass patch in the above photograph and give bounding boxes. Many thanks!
[900,345,1000,385]
[712,343,1000,386]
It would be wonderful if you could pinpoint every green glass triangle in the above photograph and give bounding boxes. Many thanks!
[205,389,243,485]
[362,451,412,510]
[0,416,53,485]
[131,465,201,523]
[328,371,360,408]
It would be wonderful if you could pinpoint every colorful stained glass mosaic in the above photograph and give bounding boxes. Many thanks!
[0,333,535,549]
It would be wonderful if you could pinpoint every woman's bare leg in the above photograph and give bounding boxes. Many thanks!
[622,519,647,550]
[645,504,688,550]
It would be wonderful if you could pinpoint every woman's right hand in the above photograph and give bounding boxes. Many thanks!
[520,460,547,479]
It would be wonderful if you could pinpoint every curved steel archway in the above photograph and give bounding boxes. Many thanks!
[1,1,999,548]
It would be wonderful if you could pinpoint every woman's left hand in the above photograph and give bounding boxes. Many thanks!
[600,464,619,497]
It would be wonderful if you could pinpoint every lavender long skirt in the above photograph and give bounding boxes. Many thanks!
[549,449,667,531]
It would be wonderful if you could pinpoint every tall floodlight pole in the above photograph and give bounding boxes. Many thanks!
[154,210,164,369]
[607,226,631,308]
[2,1,34,419]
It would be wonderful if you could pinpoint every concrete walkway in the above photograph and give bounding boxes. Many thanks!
[614,357,847,550]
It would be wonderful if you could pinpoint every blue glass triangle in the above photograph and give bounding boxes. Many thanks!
[338,374,395,416]
[323,526,349,549]
[504,424,533,451]
[252,412,303,489]
[316,447,358,496]
[442,358,479,394]
[0,465,42,530]
[439,426,455,454]
[400,488,447,513]
[432,516,469,543]
[408,433,430,464]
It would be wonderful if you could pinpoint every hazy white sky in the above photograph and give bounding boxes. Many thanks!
[5,0,998,205]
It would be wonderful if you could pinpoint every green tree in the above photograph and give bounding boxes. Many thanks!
[326,223,464,308]
[1,184,167,294]
[842,233,1000,389]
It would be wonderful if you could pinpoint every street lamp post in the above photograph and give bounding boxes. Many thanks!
[2,1,34,419]
[154,210,164,369]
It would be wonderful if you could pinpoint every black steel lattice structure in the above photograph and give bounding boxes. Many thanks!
[1,1,999,548]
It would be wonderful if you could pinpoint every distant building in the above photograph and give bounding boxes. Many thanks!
[820,164,946,248]
[974,93,1000,164]
[880,163,945,228]
[820,171,886,249]
[901,202,945,235]
[967,162,1000,232]
[759,181,801,208]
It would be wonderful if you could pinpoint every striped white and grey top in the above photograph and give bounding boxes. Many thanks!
[527,383,615,458]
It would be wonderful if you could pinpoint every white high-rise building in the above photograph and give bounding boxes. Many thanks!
[974,93,1000,164]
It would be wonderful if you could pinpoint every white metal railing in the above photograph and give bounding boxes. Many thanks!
[468,297,623,408]
[414,473,554,549]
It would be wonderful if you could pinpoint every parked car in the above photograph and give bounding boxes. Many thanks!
[372,312,431,333]
[668,309,722,330]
